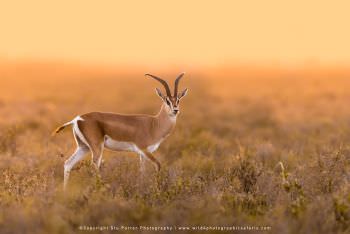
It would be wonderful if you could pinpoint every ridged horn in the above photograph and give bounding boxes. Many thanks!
[174,72,185,97]
[145,73,172,97]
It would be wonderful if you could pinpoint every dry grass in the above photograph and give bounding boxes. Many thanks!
[0,63,350,233]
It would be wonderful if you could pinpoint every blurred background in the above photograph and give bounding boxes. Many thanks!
[1,0,350,108]
[1,0,349,70]
[0,1,350,233]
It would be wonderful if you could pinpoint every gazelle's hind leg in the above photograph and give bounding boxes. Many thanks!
[64,145,89,190]
[76,120,104,170]
[63,129,89,191]
[95,143,105,169]
[82,142,104,172]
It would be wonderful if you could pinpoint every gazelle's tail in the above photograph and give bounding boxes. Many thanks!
[51,122,72,136]
[51,116,84,137]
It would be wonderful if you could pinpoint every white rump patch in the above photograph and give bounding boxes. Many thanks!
[71,116,90,148]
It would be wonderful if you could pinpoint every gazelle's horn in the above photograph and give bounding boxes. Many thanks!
[174,72,185,97]
[145,73,172,97]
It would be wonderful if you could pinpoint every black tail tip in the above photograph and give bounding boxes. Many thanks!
[51,126,65,137]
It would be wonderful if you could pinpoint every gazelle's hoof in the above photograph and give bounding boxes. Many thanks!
[91,162,100,172]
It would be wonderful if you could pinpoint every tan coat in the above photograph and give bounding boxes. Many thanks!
[79,104,176,151]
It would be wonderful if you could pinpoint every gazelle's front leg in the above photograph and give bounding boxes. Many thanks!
[140,150,161,172]
[139,153,146,173]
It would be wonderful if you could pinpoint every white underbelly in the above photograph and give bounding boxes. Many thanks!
[104,136,140,153]
[104,135,163,153]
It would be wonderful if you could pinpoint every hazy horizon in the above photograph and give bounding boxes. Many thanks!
[1,0,350,67]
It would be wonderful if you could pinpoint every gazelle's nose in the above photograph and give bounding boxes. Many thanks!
[173,109,179,114]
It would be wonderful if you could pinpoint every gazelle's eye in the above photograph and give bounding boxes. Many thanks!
[166,99,171,105]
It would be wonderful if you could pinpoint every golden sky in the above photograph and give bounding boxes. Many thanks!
[0,0,349,67]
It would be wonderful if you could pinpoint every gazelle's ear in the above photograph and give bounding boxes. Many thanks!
[178,88,188,99]
[155,88,165,100]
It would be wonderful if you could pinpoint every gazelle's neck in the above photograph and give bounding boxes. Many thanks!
[153,104,176,138]
[157,103,177,123]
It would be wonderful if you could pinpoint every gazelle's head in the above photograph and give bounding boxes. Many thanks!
[146,72,188,117]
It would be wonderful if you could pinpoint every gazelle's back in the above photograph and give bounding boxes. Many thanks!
[79,112,155,144]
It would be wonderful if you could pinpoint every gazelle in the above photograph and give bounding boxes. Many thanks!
[53,73,188,190]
